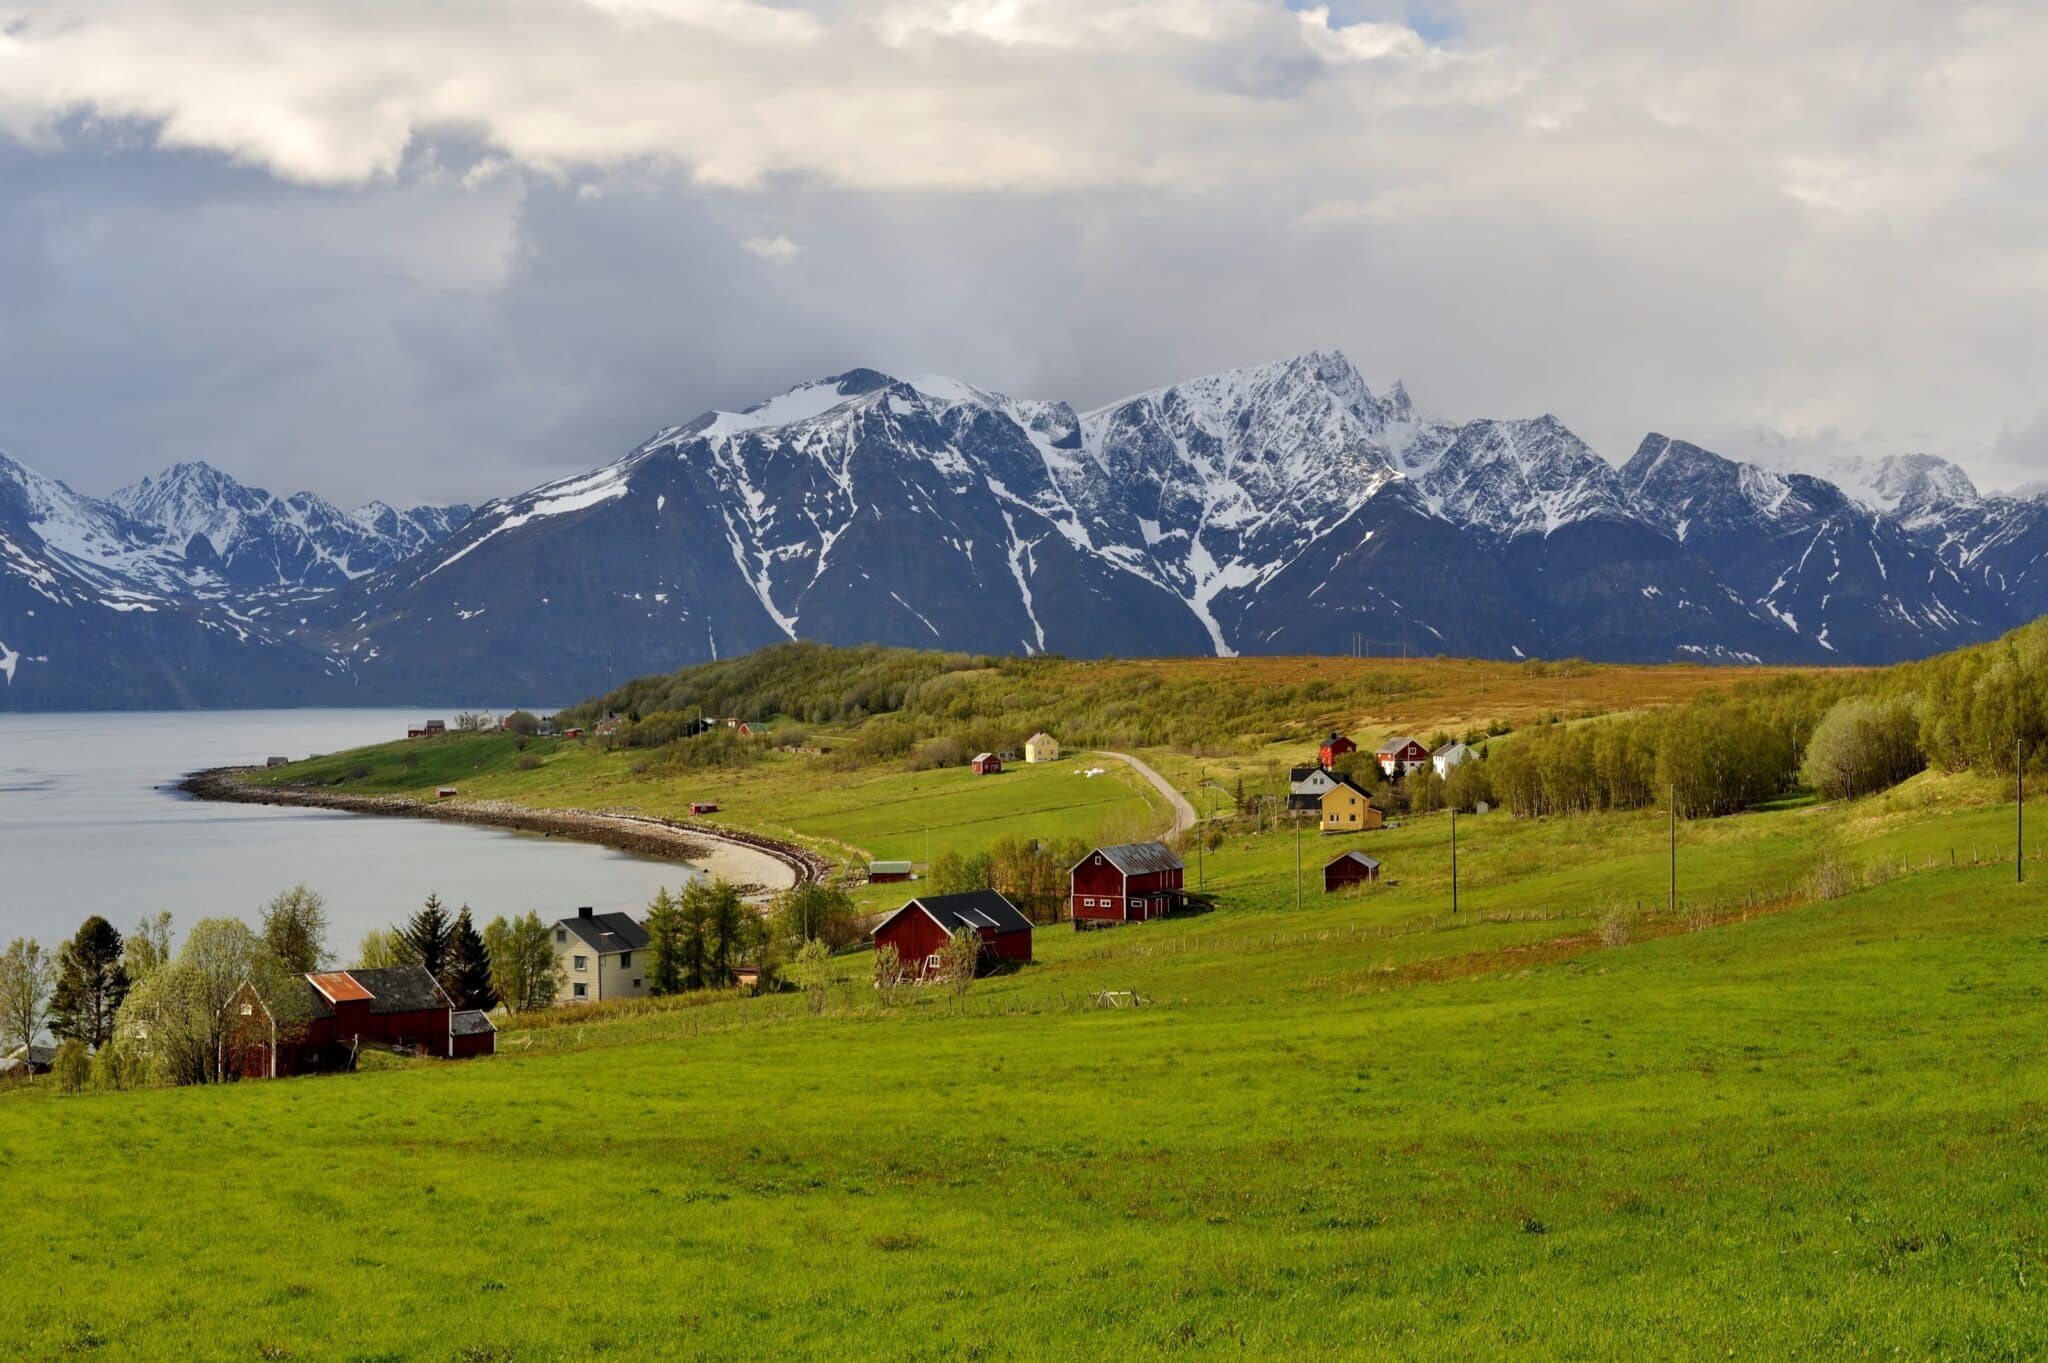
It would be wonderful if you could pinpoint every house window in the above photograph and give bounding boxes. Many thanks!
[240,1004,254,1017]
[633,979,642,989]
[574,954,589,972]
[925,954,943,973]
[619,951,632,968]
[573,983,587,999]
[556,928,567,944]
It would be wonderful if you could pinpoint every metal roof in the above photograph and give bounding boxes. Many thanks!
[308,972,374,1004]
[869,860,914,874]
[1091,841,1186,875]
[1329,850,1382,869]
[1375,735,1420,754]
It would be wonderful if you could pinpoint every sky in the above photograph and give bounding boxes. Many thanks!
[1,0,2045,508]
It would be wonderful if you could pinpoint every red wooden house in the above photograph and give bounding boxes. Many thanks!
[1318,732,1357,767]
[970,752,1003,775]
[1070,841,1186,927]
[871,890,1035,979]
[229,964,489,1079]
[1374,735,1431,777]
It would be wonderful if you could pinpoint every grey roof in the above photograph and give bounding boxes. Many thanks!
[2,1043,58,1069]
[913,890,1035,935]
[350,965,452,1015]
[450,1009,497,1037]
[556,912,650,954]
[1328,850,1382,870]
[1092,841,1185,875]
[1376,735,1420,754]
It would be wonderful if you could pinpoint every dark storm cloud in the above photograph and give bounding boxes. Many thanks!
[2,0,2046,504]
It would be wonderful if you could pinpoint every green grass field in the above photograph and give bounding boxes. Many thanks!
[6,745,2046,1359]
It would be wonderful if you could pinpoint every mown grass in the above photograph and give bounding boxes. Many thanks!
[5,763,2045,1360]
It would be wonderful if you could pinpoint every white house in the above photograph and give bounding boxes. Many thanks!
[1287,765,1340,811]
[551,907,651,1004]
[1432,741,1476,780]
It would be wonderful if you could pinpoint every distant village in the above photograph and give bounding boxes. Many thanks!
[7,718,1466,1087]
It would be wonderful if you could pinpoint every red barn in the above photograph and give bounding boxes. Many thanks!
[228,965,481,1079]
[971,752,1003,775]
[871,890,1034,979]
[1319,732,1358,767]
[1324,850,1382,892]
[450,1009,498,1059]
[1070,841,1186,928]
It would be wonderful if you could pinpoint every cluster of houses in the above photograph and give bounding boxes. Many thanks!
[1280,730,1474,891]
[967,731,1061,776]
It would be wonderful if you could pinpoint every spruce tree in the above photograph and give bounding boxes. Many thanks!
[49,916,128,1049]
[644,888,687,995]
[401,895,452,980]
[443,908,497,1011]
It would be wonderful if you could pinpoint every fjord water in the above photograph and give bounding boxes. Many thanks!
[0,709,692,953]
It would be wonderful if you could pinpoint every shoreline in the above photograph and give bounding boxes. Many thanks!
[179,768,824,899]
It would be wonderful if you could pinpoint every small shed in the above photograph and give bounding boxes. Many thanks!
[0,1044,57,1078]
[1319,732,1357,767]
[436,786,459,800]
[690,801,720,815]
[422,720,447,736]
[1024,732,1060,763]
[450,1009,497,1059]
[563,727,585,739]
[869,860,915,884]
[265,756,290,768]
[871,890,1034,978]
[971,753,1003,776]
[407,727,424,739]
[1324,850,1382,892]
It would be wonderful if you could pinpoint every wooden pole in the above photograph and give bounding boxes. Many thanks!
[1294,817,1302,912]
[1451,807,1459,915]
[1669,784,1677,916]
[2020,740,2027,886]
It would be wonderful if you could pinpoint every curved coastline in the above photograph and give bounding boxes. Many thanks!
[179,767,824,898]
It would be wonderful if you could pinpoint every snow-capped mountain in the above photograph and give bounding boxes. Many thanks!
[9,351,2047,708]
[0,451,469,707]
[109,461,470,590]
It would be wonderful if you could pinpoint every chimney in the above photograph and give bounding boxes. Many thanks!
[578,906,595,918]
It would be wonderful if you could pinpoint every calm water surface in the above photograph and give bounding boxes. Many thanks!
[0,709,695,954]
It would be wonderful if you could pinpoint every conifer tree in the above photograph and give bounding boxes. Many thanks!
[443,907,498,1011]
[402,895,452,980]
[49,916,129,1049]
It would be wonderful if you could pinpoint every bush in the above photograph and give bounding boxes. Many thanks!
[514,753,543,772]
[1800,696,1924,801]
[502,710,541,737]
[51,1038,90,1092]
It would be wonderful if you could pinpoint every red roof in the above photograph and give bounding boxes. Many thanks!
[307,971,374,1004]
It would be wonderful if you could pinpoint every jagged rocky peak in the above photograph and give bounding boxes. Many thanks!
[1812,452,1981,518]
[1396,412,1629,538]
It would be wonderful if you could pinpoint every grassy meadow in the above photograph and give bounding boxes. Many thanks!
[8,646,2046,1360]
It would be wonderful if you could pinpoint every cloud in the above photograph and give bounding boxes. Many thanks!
[1,0,2047,501]
[742,233,800,263]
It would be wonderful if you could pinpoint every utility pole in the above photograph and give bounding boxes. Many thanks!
[1450,806,1459,915]
[2020,740,2027,886]
[1668,786,1679,913]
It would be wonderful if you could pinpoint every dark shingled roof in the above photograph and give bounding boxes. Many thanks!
[300,965,450,1019]
[1090,841,1185,875]
[556,912,649,954]
[912,890,1035,935]
[874,890,1035,940]
[450,1009,497,1037]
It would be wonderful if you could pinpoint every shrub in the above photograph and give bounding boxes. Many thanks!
[1597,912,1629,948]
[514,753,543,772]
[51,1038,90,1092]
[1800,696,1924,801]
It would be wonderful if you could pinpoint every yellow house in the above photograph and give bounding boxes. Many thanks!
[1024,731,1060,764]
[1319,777,1384,833]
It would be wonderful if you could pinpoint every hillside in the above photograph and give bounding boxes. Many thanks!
[4,755,2043,1358]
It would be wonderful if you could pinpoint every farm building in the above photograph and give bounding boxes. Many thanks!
[1319,732,1357,767]
[422,720,446,736]
[1375,736,1431,777]
[1025,732,1060,763]
[971,752,1004,775]
[868,860,915,884]
[1433,741,1475,779]
[407,727,424,739]
[1288,765,1339,811]
[593,713,625,737]
[0,1044,57,1078]
[1071,841,1186,927]
[265,755,290,768]
[1324,851,1383,892]
[450,1010,497,1059]
[871,890,1034,978]
[436,786,459,800]
[1320,777,1384,833]
[690,801,720,815]
[227,964,481,1079]
[552,907,650,1005]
